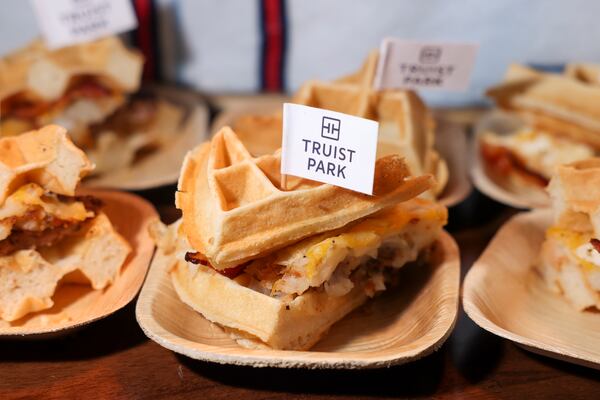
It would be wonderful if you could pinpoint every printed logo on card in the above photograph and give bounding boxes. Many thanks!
[281,103,378,195]
[30,0,138,49]
[321,117,341,141]
[374,38,478,91]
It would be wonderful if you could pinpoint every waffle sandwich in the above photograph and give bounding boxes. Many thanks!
[481,64,600,193]
[231,52,448,196]
[151,127,447,350]
[0,36,184,176]
[0,125,130,322]
[537,159,600,310]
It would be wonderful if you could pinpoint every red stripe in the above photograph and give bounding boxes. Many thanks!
[263,0,283,91]
[134,0,154,81]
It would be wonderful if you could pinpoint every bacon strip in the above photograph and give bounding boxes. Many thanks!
[0,195,102,257]
[1,77,113,120]
[480,141,549,187]
[590,238,600,254]
[185,251,247,279]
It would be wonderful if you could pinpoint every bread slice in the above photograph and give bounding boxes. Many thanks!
[176,127,434,270]
[0,125,93,204]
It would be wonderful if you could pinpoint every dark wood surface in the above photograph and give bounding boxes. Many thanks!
[1,185,599,399]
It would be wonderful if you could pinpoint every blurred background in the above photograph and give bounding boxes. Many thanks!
[2,0,600,106]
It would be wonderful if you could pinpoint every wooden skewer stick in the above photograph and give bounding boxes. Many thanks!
[280,173,288,191]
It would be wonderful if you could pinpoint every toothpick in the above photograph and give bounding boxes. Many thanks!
[280,174,288,190]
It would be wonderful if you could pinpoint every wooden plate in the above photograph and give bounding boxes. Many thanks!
[84,86,210,190]
[0,190,157,337]
[471,111,550,209]
[463,210,600,369]
[135,231,459,369]
[211,99,472,207]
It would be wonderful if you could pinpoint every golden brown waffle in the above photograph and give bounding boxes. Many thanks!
[176,127,434,270]
[0,125,93,204]
[487,64,600,150]
[548,158,600,221]
[231,51,448,195]
[0,36,143,102]
[0,124,130,322]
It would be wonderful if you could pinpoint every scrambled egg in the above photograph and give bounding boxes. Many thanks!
[0,184,91,240]
[487,129,594,179]
[268,199,447,297]
[546,227,600,271]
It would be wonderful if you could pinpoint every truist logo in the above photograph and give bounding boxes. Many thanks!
[419,46,442,64]
[321,116,341,141]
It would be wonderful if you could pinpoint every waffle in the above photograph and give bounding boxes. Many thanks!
[0,125,130,321]
[548,158,600,225]
[176,127,434,270]
[0,125,93,204]
[0,36,143,102]
[231,52,448,195]
[487,64,600,150]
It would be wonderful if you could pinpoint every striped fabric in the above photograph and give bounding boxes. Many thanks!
[259,0,287,91]
[2,1,600,105]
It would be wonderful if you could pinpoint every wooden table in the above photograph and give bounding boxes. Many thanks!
[2,102,600,398]
[1,186,599,399]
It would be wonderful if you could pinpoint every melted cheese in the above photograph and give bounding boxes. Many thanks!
[546,227,600,271]
[0,183,92,240]
[491,129,594,179]
[262,199,447,297]
[303,199,446,279]
[304,231,379,278]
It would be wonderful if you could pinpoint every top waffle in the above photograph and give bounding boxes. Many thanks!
[0,125,93,204]
[0,36,143,102]
[548,158,600,232]
[176,127,434,270]
[487,64,600,150]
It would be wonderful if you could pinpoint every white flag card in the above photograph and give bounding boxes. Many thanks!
[374,38,479,91]
[30,0,138,50]
[281,103,379,195]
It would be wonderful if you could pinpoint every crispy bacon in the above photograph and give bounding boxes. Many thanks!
[184,251,208,264]
[0,220,86,256]
[64,195,104,214]
[185,251,247,279]
[480,141,548,187]
[590,238,600,254]
[0,195,102,257]
[1,76,113,121]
